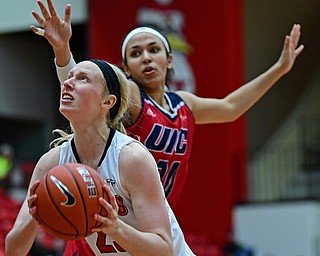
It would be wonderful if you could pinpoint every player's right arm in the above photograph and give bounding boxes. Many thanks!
[31,0,74,83]
[5,148,60,256]
[31,0,142,122]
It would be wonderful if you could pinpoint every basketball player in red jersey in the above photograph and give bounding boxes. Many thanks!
[31,0,303,209]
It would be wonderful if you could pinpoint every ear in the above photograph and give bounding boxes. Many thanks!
[167,53,173,69]
[122,63,131,78]
[101,94,117,111]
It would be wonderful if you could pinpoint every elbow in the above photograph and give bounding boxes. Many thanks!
[5,233,15,256]
[226,114,241,123]
[224,109,247,123]
[5,231,28,256]
[222,100,248,123]
[5,243,26,256]
[217,114,241,123]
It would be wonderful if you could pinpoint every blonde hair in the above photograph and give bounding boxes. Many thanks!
[50,61,130,148]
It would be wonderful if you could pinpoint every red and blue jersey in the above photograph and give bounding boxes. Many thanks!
[126,89,195,208]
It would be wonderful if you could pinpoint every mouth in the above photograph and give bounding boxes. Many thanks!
[143,66,155,75]
[61,92,74,102]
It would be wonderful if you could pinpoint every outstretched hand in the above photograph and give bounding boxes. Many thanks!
[277,24,304,75]
[31,0,72,51]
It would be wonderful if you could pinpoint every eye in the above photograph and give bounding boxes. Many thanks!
[130,50,141,58]
[150,47,160,53]
[76,74,89,82]
[80,76,88,82]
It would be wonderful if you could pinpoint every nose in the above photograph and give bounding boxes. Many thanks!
[62,78,75,90]
[141,50,152,63]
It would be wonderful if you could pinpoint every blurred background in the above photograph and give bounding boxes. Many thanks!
[0,0,319,255]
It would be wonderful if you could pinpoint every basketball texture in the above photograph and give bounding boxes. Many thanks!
[34,163,108,240]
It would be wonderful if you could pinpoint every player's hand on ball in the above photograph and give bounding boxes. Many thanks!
[92,184,120,236]
[27,180,41,224]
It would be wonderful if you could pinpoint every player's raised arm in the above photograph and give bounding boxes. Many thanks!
[178,24,304,124]
[31,0,73,68]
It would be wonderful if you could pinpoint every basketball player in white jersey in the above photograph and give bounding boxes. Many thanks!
[5,59,195,255]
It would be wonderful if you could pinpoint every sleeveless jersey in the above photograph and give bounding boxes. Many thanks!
[126,89,195,208]
[59,129,194,256]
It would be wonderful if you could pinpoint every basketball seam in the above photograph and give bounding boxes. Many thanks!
[43,169,79,239]
[65,163,90,237]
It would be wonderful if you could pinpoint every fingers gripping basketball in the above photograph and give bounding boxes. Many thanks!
[34,163,108,240]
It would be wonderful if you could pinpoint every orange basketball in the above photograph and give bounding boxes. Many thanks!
[34,163,108,240]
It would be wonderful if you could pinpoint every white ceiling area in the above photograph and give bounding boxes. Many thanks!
[0,0,87,34]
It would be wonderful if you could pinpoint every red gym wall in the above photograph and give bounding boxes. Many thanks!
[89,0,246,248]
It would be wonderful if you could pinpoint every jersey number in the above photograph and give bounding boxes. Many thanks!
[96,232,125,254]
[158,160,180,198]
[96,195,128,253]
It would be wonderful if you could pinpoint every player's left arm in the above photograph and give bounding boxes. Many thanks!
[177,24,304,124]
[93,142,173,256]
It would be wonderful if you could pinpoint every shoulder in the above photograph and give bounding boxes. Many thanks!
[119,141,153,167]
[128,80,141,103]
[118,141,159,189]
[126,80,142,124]
[175,90,196,101]
[175,90,196,109]
[33,146,61,179]
[176,90,216,114]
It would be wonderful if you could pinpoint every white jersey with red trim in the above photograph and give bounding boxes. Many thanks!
[59,129,194,255]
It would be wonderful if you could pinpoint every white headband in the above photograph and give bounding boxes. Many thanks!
[121,27,171,60]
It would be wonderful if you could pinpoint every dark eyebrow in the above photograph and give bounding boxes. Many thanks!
[148,42,159,47]
[129,41,159,50]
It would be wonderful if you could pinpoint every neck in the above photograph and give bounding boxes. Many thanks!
[145,90,171,112]
[72,125,110,169]
[134,77,168,107]
[143,86,168,106]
